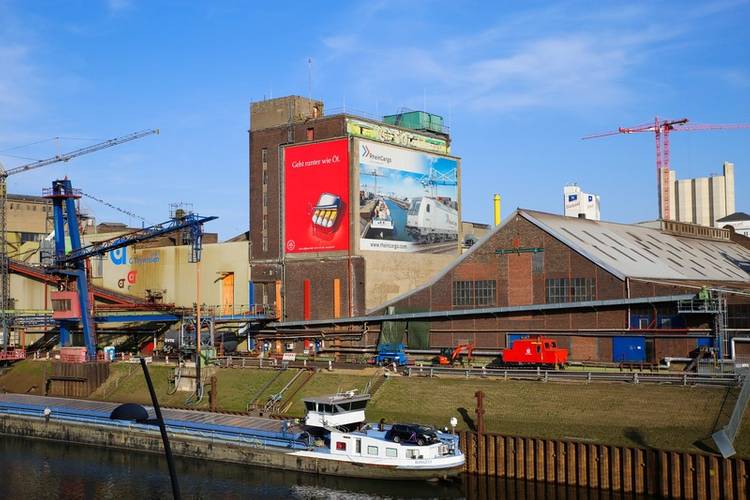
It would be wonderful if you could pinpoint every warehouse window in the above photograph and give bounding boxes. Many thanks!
[475,280,496,306]
[306,128,314,141]
[570,278,586,301]
[545,278,569,304]
[262,236,268,252]
[261,148,268,166]
[570,277,595,302]
[532,252,544,273]
[453,280,475,306]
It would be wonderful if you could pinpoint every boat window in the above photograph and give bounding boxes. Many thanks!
[356,439,362,454]
[323,404,334,413]
[407,449,419,459]
[367,446,379,456]
[544,343,550,349]
[335,403,351,412]
[350,400,368,411]
[336,442,347,451]
[386,448,398,458]
[304,401,316,411]
[536,346,541,354]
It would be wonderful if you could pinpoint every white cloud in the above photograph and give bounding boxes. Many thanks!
[317,2,737,113]
[107,0,133,12]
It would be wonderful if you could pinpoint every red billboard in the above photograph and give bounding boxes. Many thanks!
[284,138,350,253]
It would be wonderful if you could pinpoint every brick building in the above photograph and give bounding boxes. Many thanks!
[249,96,463,321]
[356,209,750,362]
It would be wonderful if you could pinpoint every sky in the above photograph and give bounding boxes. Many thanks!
[1,0,749,238]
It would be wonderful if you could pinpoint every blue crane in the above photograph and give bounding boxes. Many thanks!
[45,178,217,359]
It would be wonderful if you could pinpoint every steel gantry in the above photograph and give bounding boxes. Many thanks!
[44,178,216,359]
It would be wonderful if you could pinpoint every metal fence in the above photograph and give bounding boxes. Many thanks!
[405,365,740,386]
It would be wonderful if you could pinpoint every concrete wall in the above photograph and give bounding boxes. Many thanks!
[709,175,727,223]
[7,196,50,234]
[693,177,711,227]
[250,96,323,131]
[97,241,249,309]
[672,162,737,227]
[676,179,694,223]
[361,251,456,310]
[724,162,736,215]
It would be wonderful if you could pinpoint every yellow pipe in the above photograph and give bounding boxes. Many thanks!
[493,194,501,225]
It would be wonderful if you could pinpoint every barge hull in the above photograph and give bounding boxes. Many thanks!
[0,414,463,481]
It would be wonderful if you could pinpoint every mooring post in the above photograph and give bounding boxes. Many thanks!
[475,390,486,434]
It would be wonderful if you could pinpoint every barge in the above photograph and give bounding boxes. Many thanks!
[0,392,464,481]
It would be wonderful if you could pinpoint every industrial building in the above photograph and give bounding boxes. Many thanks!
[563,184,600,220]
[717,212,750,237]
[277,209,750,363]
[665,162,736,227]
[249,96,462,321]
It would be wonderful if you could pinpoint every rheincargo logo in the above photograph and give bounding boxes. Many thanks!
[361,145,392,164]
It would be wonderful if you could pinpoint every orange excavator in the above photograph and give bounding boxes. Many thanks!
[434,343,475,366]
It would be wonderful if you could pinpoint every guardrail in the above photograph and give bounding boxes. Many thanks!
[405,365,740,386]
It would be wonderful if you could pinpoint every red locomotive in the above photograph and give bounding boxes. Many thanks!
[500,336,568,367]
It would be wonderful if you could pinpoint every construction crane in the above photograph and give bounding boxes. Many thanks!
[0,129,159,352]
[582,117,750,221]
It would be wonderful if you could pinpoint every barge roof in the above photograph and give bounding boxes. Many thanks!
[0,393,302,437]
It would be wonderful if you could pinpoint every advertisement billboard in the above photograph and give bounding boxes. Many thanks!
[358,139,459,253]
[284,138,350,254]
[346,118,450,155]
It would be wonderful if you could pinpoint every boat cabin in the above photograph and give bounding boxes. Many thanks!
[303,392,371,429]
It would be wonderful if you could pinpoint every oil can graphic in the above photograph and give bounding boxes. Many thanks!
[311,192,344,231]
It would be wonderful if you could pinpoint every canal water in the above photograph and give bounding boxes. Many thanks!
[0,435,614,499]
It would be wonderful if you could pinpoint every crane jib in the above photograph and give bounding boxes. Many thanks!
[55,215,217,265]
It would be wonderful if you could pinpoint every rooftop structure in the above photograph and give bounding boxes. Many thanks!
[563,184,601,221]
[717,211,750,237]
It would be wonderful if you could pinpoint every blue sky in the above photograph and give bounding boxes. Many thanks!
[1,1,749,238]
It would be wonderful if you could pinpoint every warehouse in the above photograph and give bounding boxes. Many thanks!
[357,209,750,363]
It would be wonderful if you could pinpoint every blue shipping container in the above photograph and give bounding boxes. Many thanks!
[696,338,713,348]
[613,336,646,362]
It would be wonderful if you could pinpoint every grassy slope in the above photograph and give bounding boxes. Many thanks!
[0,360,50,395]
[3,361,748,456]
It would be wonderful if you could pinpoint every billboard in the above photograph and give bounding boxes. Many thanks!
[346,118,450,155]
[284,138,350,254]
[358,139,459,253]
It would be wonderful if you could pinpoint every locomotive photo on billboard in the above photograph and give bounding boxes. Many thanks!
[358,139,459,253]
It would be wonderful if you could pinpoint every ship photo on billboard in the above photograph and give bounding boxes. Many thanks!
[358,139,459,253]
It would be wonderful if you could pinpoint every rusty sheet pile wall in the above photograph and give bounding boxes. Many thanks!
[459,431,748,499]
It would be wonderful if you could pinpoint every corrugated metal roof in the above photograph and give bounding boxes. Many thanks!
[523,210,750,281]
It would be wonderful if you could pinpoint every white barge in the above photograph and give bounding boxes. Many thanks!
[294,392,464,477]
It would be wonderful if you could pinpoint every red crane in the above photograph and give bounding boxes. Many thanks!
[583,117,750,221]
